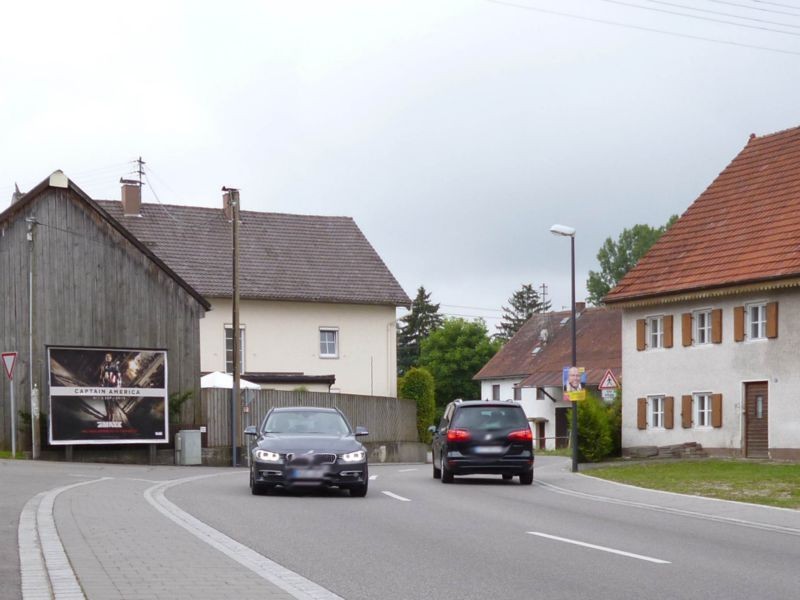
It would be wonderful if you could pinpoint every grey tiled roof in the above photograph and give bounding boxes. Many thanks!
[97,201,410,306]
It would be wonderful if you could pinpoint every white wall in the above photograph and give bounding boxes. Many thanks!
[621,289,800,453]
[200,299,399,397]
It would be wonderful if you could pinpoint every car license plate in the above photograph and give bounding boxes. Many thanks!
[289,468,325,479]
[473,446,503,454]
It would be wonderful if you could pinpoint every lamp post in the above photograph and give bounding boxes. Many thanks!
[550,223,578,473]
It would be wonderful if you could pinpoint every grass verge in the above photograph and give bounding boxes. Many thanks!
[585,459,800,509]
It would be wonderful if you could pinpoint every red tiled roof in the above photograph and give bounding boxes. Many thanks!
[474,307,621,388]
[97,201,410,307]
[605,126,800,303]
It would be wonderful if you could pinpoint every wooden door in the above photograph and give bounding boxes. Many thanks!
[744,382,769,458]
[555,407,569,449]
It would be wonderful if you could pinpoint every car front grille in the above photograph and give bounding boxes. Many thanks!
[285,453,337,465]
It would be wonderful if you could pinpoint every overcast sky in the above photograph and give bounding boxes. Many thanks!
[2,0,799,330]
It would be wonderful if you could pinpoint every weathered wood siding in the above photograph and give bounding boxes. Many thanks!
[0,187,205,450]
[200,388,418,446]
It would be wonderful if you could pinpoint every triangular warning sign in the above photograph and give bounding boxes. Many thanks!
[2,352,17,380]
[598,369,619,390]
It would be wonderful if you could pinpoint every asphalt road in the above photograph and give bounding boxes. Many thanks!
[3,456,800,599]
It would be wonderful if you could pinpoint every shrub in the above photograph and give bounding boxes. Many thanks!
[569,393,613,462]
[398,367,436,444]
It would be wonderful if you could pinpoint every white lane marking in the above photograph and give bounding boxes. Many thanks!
[538,480,800,537]
[527,532,670,564]
[397,468,417,472]
[381,491,412,502]
[369,475,378,480]
[144,474,343,600]
[19,478,111,599]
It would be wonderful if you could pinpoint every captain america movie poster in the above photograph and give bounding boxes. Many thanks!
[48,347,169,445]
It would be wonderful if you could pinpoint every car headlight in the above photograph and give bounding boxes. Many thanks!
[254,449,281,462]
[340,450,366,463]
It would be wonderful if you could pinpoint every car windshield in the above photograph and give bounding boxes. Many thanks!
[452,406,528,430]
[263,411,351,435]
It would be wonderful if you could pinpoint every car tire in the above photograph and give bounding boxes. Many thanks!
[432,453,441,479]
[349,481,368,497]
[502,474,513,481]
[519,469,534,485]
[441,455,454,484]
[250,470,269,495]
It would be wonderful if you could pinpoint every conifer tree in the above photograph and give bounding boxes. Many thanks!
[495,283,550,342]
[397,286,443,375]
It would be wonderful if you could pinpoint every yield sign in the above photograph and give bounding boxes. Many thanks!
[2,352,17,380]
[598,369,619,390]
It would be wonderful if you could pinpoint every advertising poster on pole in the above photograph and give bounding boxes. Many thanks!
[562,366,586,402]
[47,347,168,445]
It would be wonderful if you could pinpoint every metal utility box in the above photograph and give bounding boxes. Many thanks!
[175,430,202,465]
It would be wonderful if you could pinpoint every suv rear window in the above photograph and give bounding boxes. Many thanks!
[451,406,528,430]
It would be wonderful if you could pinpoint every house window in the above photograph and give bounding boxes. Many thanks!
[320,328,339,358]
[694,393,712,428]
[536,387,545,400]
[224,326,245,374]
[492,385,500,401]
[648,316,664,349]
[694,310,711,345]
[747,303,767,340]
[513,386,522,401]
[649,396,665,429]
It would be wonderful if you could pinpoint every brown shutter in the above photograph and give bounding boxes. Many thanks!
[636,319,646,351]
[711,393,723,428]
[664,396,674,429]
[663,315,673,348]
[766,302,778,338]
[637,397,647,429]
[711,308,723,344]
[681,313,692,346]
[681,395,693,428]
[734,306,745,342]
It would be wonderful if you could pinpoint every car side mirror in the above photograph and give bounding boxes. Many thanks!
[354,426,369,437]
[244,425,258,436]
[427,425,438,434]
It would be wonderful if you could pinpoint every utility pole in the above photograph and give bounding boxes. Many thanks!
[223,187,241,467]
[539,283,548,311]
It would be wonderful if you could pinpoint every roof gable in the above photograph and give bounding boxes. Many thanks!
[97,201,410,307]
[606,126,800,304]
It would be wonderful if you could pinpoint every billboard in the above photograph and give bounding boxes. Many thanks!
[562,366,586,402]
[48,347,168,445]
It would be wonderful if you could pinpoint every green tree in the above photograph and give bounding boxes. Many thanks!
[495,283,551,342]
[398,367,436,444]
[586,215,679,305]
[418,318,501,416]
[397,286,443,376]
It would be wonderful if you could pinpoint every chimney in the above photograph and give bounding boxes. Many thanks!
[11,183,24,205]
[223,191,233,220]
[120,179,141,217]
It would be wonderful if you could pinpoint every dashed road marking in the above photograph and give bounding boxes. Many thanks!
[381,491,412,502]
[527,531,670,564]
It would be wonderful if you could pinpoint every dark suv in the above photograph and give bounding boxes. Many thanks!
[429,400,534,485]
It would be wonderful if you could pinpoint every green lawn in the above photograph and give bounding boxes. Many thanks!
[0,450,24,459]
[585,459,800,509]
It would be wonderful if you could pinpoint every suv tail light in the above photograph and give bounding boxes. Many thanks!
[447,428,471,441]
[508,428,533,442]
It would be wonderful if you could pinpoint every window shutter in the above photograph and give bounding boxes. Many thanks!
[663,315,674,348]
[664,396,674,429]
[711,308,723,344]
[637,398,647,429]
[636,319,646,351]
[681,395,692,428]
[711,393,723,428]
[734,306,745,342]
[766,302,778,339]
[681,313,692,346]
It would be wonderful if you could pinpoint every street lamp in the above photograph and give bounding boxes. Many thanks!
[550,223,579,473]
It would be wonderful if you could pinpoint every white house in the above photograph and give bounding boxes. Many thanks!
[605,126,800,460]
[99,186,410,397]
[474,305,621,450]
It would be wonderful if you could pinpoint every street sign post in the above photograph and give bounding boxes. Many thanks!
[2,352,18,458]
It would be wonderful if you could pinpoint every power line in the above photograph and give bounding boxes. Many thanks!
[648,0,800,28]
[485,0,800,56]
[598,0,800,36]
[750,0,800,15]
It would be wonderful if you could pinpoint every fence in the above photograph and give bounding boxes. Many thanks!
[200,388,419,447]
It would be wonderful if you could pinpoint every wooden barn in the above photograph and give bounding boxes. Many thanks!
[0,171,209,457]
